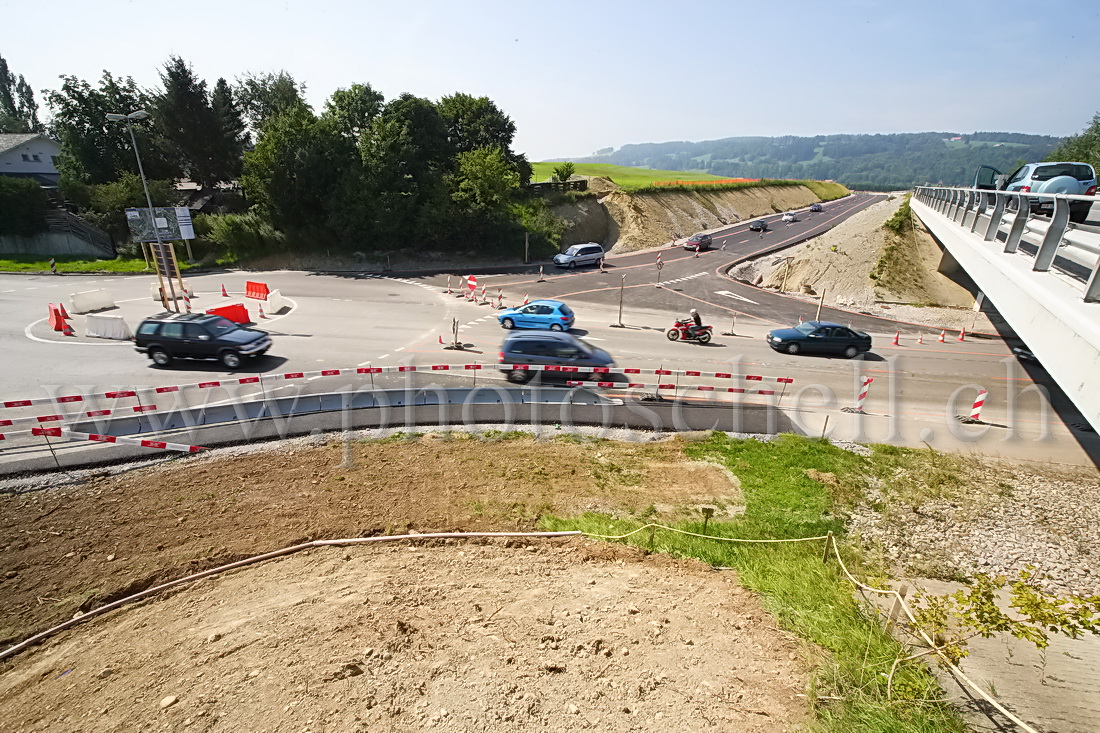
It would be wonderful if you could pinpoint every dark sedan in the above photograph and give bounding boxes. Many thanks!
[748,219,768,231]
[766,321,872,358]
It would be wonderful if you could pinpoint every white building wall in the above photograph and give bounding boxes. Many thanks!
[0,137,62,176]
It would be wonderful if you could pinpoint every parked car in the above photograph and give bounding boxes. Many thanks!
[748,219,768,231]
[983,161,1097,223]
[781,212,798,223]
[134,312,272,368]
[497,299,575,331]
[683,233,712,251]
[810,203,823,212]
[766,320,871,358]
[553,242,605,269]
[498,331,615,384]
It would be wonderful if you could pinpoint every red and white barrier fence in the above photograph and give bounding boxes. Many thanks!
[29,426,206,452]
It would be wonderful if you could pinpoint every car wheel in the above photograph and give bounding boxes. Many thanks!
[220,351,242,369]
[501,318,515,329]
[567,261,576,269]
[666,328,680,341]
[697,331,712,344]
[507,369,533,384]
[549,323,563,332]
[786,343,801,355]
[150,348,171,367]
[1069,208,1090,224]
[843,345,859,359]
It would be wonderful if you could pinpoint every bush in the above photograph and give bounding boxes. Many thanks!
[204,211,287,261]
[0,177,48,236]
[883,194,913,235]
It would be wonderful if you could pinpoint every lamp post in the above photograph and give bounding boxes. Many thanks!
[106,109,179,312]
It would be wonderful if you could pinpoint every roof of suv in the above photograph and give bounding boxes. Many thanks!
[141,312,224,324]
[502,331,579,345]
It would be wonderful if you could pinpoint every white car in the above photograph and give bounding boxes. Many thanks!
[781,212,798,223]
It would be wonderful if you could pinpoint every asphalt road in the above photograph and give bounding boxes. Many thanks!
[1,193,1097,469]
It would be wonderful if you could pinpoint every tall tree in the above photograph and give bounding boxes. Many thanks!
[437,92,530,183]
[241,106,355,233]
[234,71,309,133]
[1046,112,1100,171]
[323,83,384,142]
[210,78,248,181]
[46,72,180,184]
[155,56,222,187]
[0,53,42,133]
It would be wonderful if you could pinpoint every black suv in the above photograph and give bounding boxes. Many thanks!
[134,313,272,368]
[683,233,712,251]
[498,331,614,384]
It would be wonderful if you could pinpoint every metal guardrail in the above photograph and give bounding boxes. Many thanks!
[913,186,1100,302]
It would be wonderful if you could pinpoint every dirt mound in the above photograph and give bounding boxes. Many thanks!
[0,435,810,731]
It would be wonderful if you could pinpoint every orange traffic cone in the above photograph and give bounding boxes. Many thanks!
[438,335,444,345]
[58,302,71,319]
[221,284,228,297]
[938,330,946,343]
[257,302,266,319]
[917,333,924,344]
[891,331,900,346]
[62,321,75,337]
[957,329,966,342]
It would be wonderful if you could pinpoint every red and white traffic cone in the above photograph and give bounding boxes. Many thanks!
[938,330,946,343]
[537,266,545,282]
[917,333,924,344]
[58,302,70,320]
[522,293,529,305]
[693,247,700,258]
[221,284,228,297]
[446,275,452,295]
[891,331,900,346]
[497,291,504,309]
[257,302,266,319]
[183,291,192,313]
[957,328,966,342]
[480,286,488,304]
[49,257,59,275]
[798,315,804,324]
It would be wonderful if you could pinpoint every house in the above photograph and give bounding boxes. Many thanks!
[0,133,62,186]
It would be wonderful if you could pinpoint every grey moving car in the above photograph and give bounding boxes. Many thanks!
[553,242,605,269]
[498,331,615,383]
[134,312,272,368]
[984,161,1097,223]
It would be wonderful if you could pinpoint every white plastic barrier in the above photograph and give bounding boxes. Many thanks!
[70,289,115,314]
[150,281,194,301]
[85,314,133,340]
[266,289,288,314]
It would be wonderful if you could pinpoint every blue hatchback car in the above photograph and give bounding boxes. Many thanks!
[498,299,575,331]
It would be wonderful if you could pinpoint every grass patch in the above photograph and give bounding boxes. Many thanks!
[0,254,179,273]
[799,180,852,201]
[530,162,726,188]
[542,433,969,733]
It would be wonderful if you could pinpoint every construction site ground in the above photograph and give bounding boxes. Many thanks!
[0,436,808,732]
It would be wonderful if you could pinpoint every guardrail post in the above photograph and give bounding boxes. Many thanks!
[1033,197,1071,272]
[1083,265,1100,303]
[1003,193,1029,253]
[983,192,1006,241]
[968,191,984,233]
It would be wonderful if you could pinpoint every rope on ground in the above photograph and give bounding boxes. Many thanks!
[0,530,582,663]
[584,522,829,543]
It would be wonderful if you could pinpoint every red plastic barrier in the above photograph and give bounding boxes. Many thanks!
[244,281,270,300]
[205,303,250,324]
[47,304,65,332]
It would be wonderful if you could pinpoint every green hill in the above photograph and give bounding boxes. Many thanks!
[552,132,1061,191]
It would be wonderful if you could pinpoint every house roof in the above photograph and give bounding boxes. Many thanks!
[0,133,57,155]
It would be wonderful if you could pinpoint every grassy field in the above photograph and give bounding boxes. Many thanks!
[530,162,727,187]
[544,433,970,733]
[0,255,175,273]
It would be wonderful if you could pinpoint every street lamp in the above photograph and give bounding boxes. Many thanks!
[106,109,179,312]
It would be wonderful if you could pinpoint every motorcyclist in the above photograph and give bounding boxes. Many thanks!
[686,308,704,336]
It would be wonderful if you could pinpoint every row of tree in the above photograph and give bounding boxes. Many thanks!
[2,53,560,258]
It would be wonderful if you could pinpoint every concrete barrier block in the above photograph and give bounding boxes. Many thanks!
[70,288,115,314]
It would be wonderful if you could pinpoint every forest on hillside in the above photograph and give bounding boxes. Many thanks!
[567,132,1061,190]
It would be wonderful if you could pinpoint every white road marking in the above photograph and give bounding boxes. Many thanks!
[395,347,405,352]
[377,354,390,360]
[714,290,760,305]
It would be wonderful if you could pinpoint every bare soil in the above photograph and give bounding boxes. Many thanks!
[0,436,810,731]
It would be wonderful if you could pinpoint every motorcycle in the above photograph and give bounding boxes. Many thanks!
[666,318,713,344]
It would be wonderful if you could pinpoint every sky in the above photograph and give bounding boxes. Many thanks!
[5,0,1098,161]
